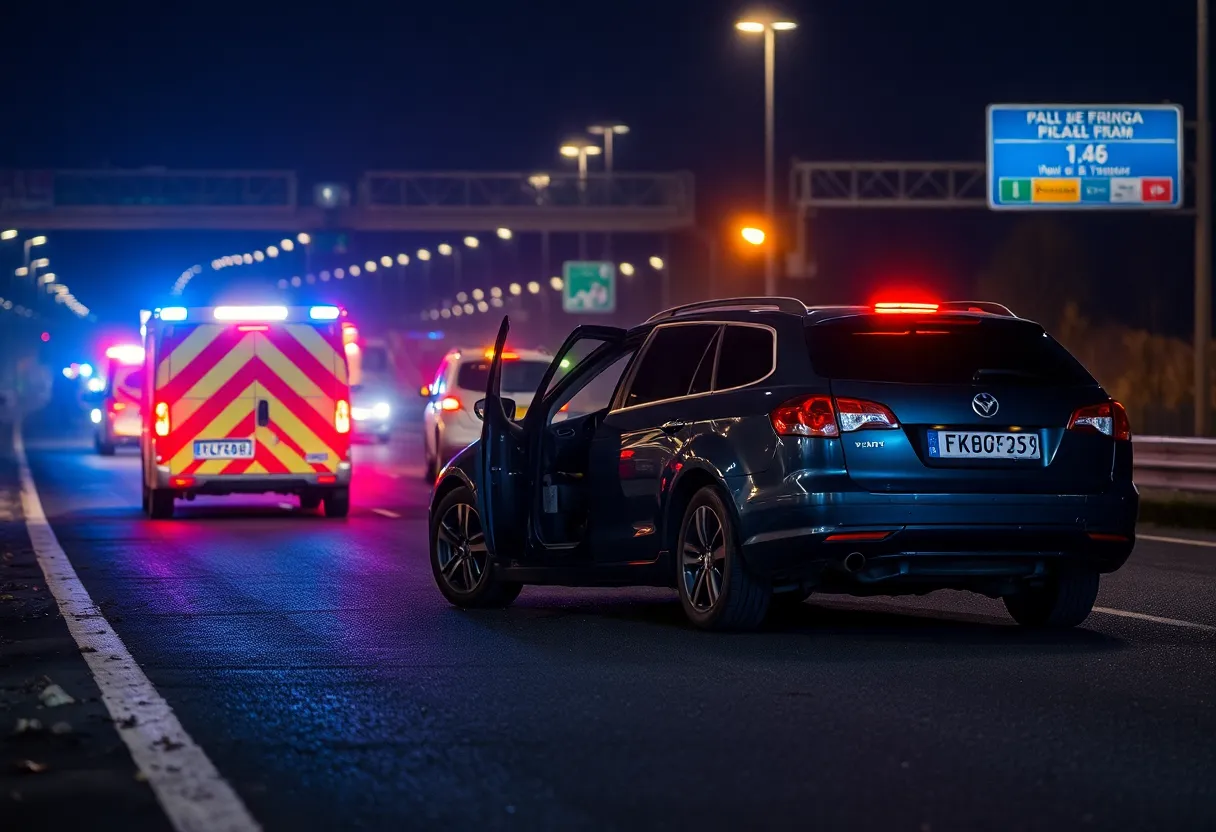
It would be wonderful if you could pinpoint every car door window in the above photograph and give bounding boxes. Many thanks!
[620,324,719,409]
[714,325,775,390]
[687,327,722,396]
[542,337,616,400]
[554,350,636,422]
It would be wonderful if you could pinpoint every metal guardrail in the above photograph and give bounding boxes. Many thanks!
[1134,436,1216,492]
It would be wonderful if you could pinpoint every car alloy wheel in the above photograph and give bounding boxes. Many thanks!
[435,501,488,593]
[681,504,726,613]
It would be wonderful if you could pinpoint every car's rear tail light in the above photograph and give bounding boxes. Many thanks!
[316,474,337,485]
[835,398,899,432]
[108,401,126,413]
[440,396,462,412]
[1068,401,1131,440]
[170,475,195,489]
[153,402,170,437]
[771,394,839,437]
[335,399,351,434]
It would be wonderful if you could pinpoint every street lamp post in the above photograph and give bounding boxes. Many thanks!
[588,123,629,261]
[560,138,602,192]
[736,15,796,298]
[1196,0,1212,435]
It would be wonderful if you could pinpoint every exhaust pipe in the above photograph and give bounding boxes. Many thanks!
[842,552,867,574]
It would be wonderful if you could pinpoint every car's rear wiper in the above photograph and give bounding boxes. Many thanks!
[971,368,1045,383]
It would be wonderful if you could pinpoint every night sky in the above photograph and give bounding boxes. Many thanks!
[0,1,1205,348]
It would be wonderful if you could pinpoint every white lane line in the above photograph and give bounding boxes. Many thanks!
[1093,606,1216,633]
[1138,533,1216,549]
[14,425,261,832]
[372,508,401,519]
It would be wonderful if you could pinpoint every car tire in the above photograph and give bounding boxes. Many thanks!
[299,493,322,512]
[323,488,350,518]
[147,489,174,519]
[430,486,522,609]
[1003,568,1100,629]
[676,486,770,632]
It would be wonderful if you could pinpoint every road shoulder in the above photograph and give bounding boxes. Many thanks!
[0,421,168,829]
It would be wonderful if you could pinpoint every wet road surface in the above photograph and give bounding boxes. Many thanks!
[17,421,1216,831]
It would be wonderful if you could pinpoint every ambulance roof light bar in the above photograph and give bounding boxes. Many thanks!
[158,306,188,321]
[213,305,289,321]
[309,305,341,321]
[105,344,145,365]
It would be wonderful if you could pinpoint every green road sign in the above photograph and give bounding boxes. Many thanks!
[998,178,1033,203]
[562,261,616,313]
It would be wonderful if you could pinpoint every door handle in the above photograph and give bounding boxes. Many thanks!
[554,427,576,438]
[659,420,687,434]
[257,400,270,427]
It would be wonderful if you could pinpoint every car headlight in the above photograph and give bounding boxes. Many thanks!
[89,408,102,424]
[372,402,391,419]
[351,406,371,421]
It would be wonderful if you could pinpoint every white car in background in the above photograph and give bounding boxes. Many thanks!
[421,345,552,479]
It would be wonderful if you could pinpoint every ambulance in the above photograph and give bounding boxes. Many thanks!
[141,304,352,519]
[94,344,146,455]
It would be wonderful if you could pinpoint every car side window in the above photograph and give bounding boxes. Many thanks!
[553,349,636,423]
[714,325,775,391]
[620,324,719,409]
[687,327,722,396]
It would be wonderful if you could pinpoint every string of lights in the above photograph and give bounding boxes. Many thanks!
[177,227,666,321]
[2,230,92,318]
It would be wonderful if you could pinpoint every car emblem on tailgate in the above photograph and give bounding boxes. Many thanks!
[972,392,999,418]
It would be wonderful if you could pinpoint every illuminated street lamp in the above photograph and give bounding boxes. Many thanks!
[463,236,479,249]
[417,248,432,261]
[559,138,602,185]
[496,227,513,241]
[741,226,767,246]
[620,262,636,277]
[736,11,797,296]
[438,243,453,256]
[649,256,665,271]
[587,123,629,175]
[1,229,17,241]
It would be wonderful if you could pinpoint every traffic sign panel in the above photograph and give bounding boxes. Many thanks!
[986,104,1183,210]
[562,261,616,314]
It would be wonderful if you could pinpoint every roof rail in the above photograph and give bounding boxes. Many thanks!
[646,296,809,323]
[938,301,1017,317]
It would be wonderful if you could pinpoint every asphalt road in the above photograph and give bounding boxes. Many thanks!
[14,418,1216,831]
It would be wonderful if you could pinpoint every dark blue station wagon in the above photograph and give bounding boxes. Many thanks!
[428,297,1137,631]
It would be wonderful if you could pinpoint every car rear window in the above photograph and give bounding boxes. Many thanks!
[805,317,1096,386]
[457,359,549,394]
[362,346,389,373]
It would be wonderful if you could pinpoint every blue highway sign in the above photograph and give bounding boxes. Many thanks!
[986,104,1183,210]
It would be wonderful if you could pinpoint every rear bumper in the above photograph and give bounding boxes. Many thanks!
[154,463,351,495]
[734,482,1138,585]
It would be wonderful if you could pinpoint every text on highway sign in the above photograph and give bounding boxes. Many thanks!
[986,104,1183,210]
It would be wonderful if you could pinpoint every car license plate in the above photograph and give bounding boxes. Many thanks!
[193,439,255,459]
[928,431,1040,460]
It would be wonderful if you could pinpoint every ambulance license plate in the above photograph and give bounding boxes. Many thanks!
[193,440,255,460]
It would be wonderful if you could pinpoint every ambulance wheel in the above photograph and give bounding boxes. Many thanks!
[148,489,175,519]
[299,493,322,512]
[323,488,350,518]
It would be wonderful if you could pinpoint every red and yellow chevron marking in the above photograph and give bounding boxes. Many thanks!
[153,323,349,477]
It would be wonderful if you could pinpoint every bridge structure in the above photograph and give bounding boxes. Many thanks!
[0,169,695,233]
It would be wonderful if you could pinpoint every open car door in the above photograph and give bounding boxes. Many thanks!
[477,317,627,561]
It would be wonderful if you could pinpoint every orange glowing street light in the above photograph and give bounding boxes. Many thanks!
[741,226,767,246]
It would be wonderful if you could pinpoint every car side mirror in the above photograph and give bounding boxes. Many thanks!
[473,398,516,420]
[419,384,431,397]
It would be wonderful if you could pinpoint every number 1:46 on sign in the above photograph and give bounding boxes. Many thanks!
[1066,143,1107,164]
